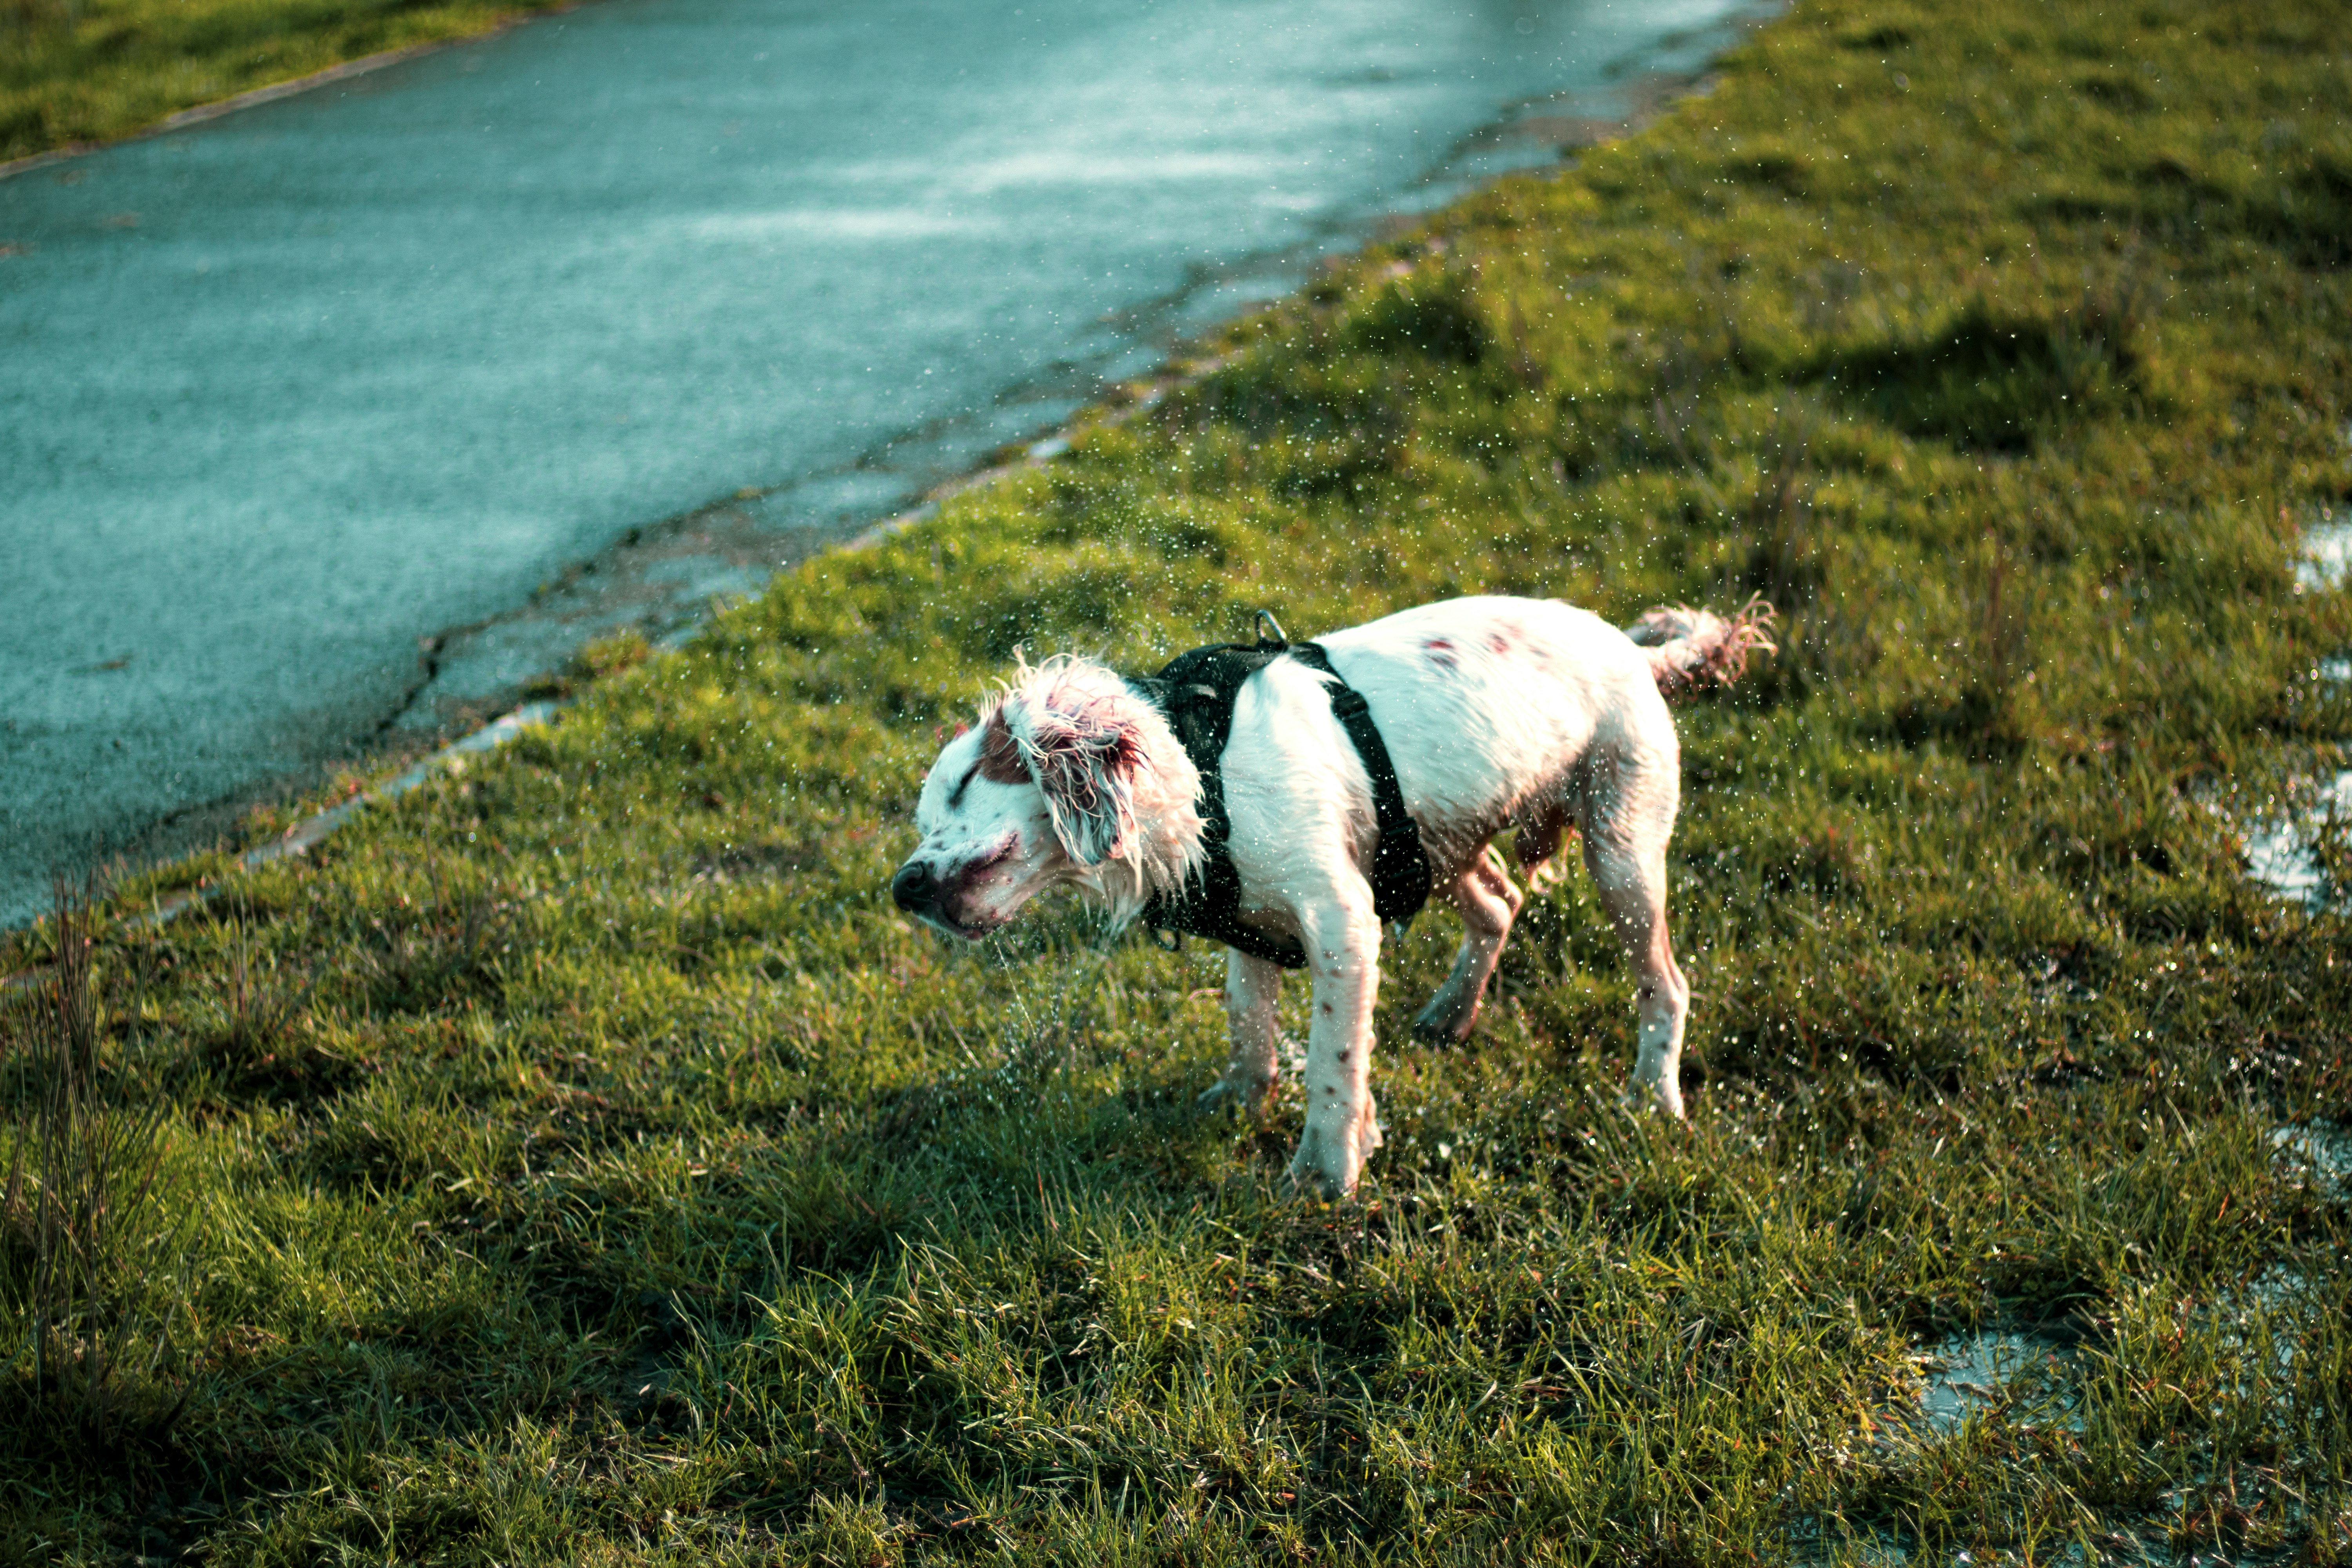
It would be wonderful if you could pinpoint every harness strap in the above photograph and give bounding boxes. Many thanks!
[1138,626,1432,969]
[1285,642,1432,931]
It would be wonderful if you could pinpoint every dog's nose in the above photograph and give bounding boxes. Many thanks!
[890,860,935,914]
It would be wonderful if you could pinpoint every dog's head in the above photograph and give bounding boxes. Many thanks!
[891,656,1201,939]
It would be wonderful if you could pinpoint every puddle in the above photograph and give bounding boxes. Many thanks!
[1782,1521,1913,1568]
[2193,1261,2316,1383]
[2239,1266,2316,1378]
[2298,510,2352,592]
[1913,1329,2077,1435]
[2236,507,2352,906]
[2272,1122,2352,1198]
[2241,769,2352,909]
[1881,1274,2329,1555]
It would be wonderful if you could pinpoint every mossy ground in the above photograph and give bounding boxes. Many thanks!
[1,0,566,163]
[6,0,2352,1562]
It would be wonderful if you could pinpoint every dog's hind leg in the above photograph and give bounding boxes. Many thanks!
[1581,759,1690,1117]
[1410,845,1524,1044]
[1196,947,1284,1116]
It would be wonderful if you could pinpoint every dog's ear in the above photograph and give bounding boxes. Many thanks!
[998,690,1146,866]
[975,710,1029,786]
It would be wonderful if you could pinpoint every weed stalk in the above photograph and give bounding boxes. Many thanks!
[1,877,180,1455]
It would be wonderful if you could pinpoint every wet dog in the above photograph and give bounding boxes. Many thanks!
[889,594,1769,1198]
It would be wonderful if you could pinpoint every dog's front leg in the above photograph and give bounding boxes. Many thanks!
[1196,947,1283,1115]
[1287,893,1383,1200]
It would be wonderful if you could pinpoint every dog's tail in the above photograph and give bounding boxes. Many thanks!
[1623,596,1777,701]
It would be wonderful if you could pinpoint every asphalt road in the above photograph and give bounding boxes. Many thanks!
[0,0,1760,925]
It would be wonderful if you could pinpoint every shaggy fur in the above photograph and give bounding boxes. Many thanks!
[910,657,1207,931]
[891,595,1771,1198]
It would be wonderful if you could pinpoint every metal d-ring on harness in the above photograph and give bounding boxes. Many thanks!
[1136,611,1433,969]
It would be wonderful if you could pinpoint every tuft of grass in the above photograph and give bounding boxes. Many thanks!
[5,0,2352,1561]
[0,880,187,1471]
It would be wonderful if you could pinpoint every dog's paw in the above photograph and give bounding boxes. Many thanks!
[1622,1075,1687,1120]
[1285,1120,1364,1201]
[1283,1153,1350,1203]
[1194,1073,1272,1118]
[1409,995,1480,1046]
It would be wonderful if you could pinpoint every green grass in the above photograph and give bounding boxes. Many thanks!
[0,0,569,163]
[7,0,2352,1561]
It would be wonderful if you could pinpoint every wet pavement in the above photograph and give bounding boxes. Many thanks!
[0,0,1764,924]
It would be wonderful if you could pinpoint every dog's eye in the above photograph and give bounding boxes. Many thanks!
[946,762,980,811]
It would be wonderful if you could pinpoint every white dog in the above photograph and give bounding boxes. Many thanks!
[890,594,1769,1199]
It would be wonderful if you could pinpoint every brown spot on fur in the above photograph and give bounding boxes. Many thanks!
[1488,631,1511,655]
[1424,637,1457,669]
[1320,1002,1334,1015]
[976,711,1027,784]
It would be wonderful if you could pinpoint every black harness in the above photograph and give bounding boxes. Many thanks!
[1135,615,1432,969]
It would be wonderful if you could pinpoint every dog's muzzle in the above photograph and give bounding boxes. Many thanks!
[890,860,940,920]
[892,858,986,936]
[891,838,1016,937]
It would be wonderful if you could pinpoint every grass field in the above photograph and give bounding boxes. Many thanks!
[6,0,2352,1561]
[0,0,566,164]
